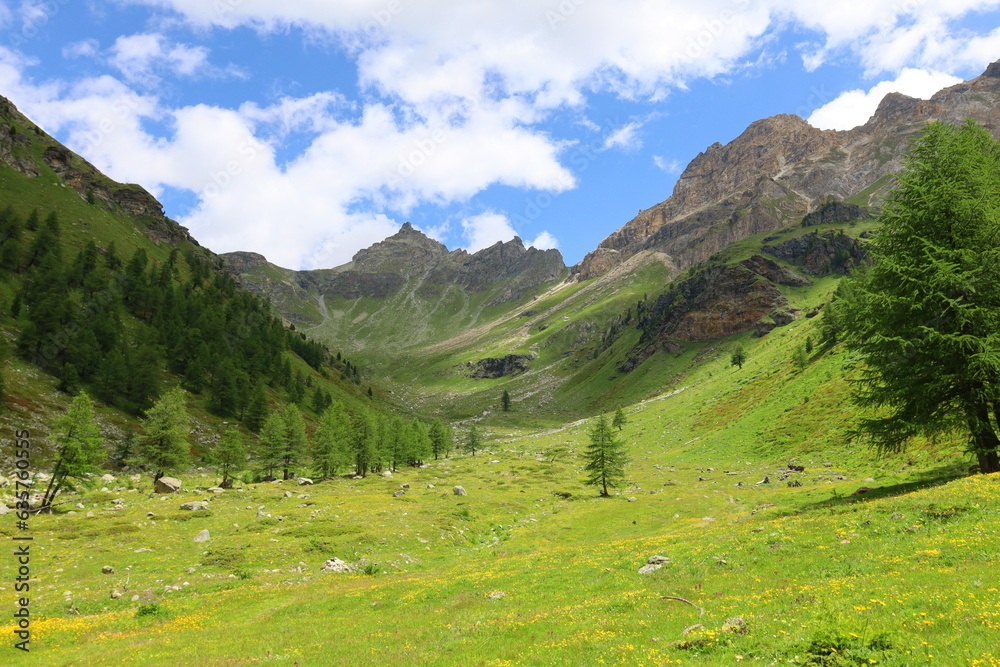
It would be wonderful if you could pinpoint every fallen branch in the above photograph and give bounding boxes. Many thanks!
[660,595,704,616]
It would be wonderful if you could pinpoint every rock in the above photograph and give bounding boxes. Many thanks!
[627,497,637,502]
[426,484,435,489]
[179,501,209,511]
[453,486,467,496]
[853,486,874,496]
[722,616,749,635]
[321,558,356,573]
[393,490,406,497]
[193,529,210,543]
[207,487,225,494]
[787,480,803,488]
[154,477,182,494]
[76,503,86,509]
[101,473,116,484]
[102,565,115,574]
[85,511,94,518]
[284,491,293,498]
[0,476,8,488]
[487,591,507,600]
[638,564,662,575]
[400,483,410,489]
[647,555,671,565]
[297,478,313,485]
[111,590,123,599]
[129,474,141,484]
[381,471,393,478]
[891,512,905,520]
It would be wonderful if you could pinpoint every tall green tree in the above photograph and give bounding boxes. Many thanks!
[829,120,1000,473]
[258,411,287,480]
[281,403,309,479]
[312,401,351,479]
[135,387,189,481]
[730,344,747,370]
[40,391,104,508]
[350,409,377,477]
[612,406,628,431]
[428,418,451,460]
[500,389,511,412]
[464,423,481,456]
[583,414,629,497]
[209,428,247,488]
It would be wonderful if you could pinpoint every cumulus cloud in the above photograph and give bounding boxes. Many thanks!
[461,212,518,253]
[653,155,684,174]
[528,230,559,251]
[602,121,643,152]
[108,32,210,84]
[808,68,963,130]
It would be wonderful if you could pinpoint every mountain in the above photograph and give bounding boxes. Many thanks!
[221,223,567,350]
[0,94,385,455]
[573,60,1000,280]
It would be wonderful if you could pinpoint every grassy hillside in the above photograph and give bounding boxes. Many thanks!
[3,303,994,665]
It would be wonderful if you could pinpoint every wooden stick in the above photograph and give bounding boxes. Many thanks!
[660,595,704,616]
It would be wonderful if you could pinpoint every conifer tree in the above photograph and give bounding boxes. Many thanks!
[312,402,351,479]
[830,120,1000,473]
[464,424,481,456]
[281,403,308,479]
[40,391,104,508]
[428,418,451,460]
[501,389,511,412]
[583,414,629,497]
[612,406,628,431]
[210,428,247,488]
[350,409,377,477]
[135,387,189,482]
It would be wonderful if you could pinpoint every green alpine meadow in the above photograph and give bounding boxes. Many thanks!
[1,59,1000,667]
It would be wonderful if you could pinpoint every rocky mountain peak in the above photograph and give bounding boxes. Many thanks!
[574,60,1000,281]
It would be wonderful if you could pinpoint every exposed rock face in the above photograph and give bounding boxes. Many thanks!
[224,222,567,310]
[800,201,869,227]
[0,95,199,248]
[574,61,1000,280]
[763,231,868,276]
[466,354,533,379]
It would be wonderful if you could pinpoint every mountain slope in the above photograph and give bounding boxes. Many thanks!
[574,60,1000,280]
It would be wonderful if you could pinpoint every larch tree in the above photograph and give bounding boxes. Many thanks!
[40,391,104,508]
[583,414,629,497]
[135,387,189,482]
[828,120,1000,473]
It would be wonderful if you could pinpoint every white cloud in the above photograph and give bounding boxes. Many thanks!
[109,32,210,83]
[461,212,518,253]
[653,155,684,174]
[602,121,643,152]
[808,68,963,131]
[528,230,559,251]
[63,39,100,59]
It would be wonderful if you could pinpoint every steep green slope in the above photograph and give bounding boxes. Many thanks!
[0,96,389,464]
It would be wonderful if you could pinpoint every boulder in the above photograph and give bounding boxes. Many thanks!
[100,473,116,484]
[392,490,406,497]
[193,529,210,543]
[102,565,114,574]
[321,557,356,573]
[179,501,209,511]
[297,478,313,486]
[453,486,467,496]
[0,504,10,516]
[207,487,225,494]
[154,477,182,494]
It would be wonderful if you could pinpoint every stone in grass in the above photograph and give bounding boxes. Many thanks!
[321,558,356,573]
[392,490,406,497]
[453,486,467,496]
[179,501,209,511]
[154,477,182,494]
[722,616,749,635]
[111,590,123,599]
[297,478,313,486]
[101,473,115,484]
[638,555,670,574]
[102,565,115,575]
[193,529,210,543]
[486,591,507,600]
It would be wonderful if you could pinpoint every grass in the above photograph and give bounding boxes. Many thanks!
[5,320,997,665]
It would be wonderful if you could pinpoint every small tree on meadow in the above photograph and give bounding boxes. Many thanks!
[135,387,189,482]
[464,424,481,456]
[210,428,247,488]
[583,414,629,497]
[612,406,627,431]
[40,391,104,508]
[730,345,747,370]
[500,389,511,412]
[428,418,451,460]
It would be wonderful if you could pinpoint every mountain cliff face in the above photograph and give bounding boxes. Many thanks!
[223,222,567,326]
[574,61,1000,280]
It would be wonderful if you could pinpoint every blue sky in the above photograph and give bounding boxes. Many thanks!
[1,1,998,269]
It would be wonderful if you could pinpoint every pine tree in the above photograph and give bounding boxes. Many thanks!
[730,345,747,370]
[583,414,629,497]
[612,406,628,431]
[830,120,1000,473]
[407,420,431,466]
[258,412,287,480]
[40,391,104,508]
[312,402,351,479]
[350,409,377,477]
[210,428,247,488]
[281,403,308,479]
[244,383,269,433]
[501,389,511,412]
[135,387,189,482]
[428,419,451,460]
[464,424,481,456]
